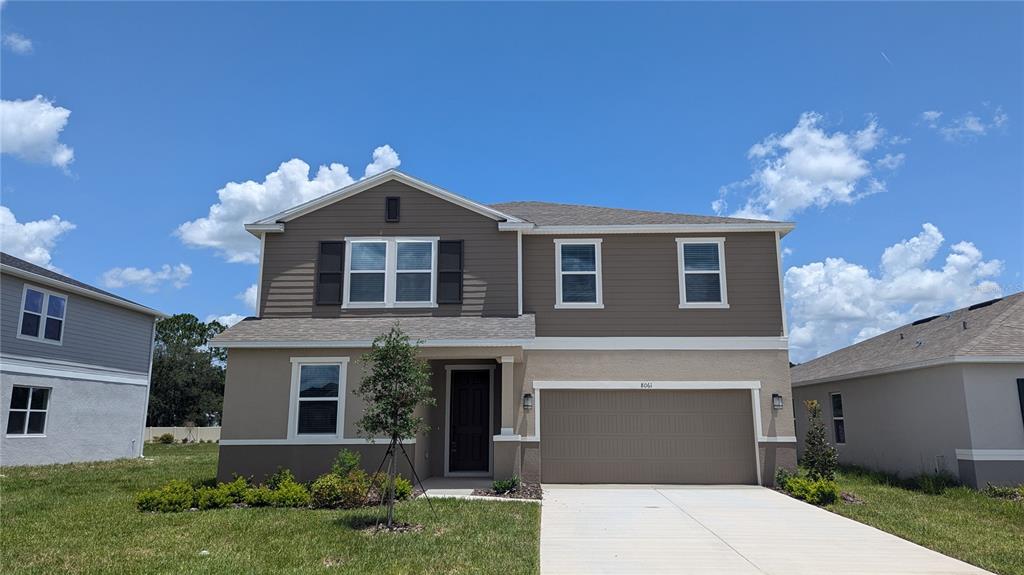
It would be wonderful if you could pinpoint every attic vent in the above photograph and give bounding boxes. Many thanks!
[968,298,1002,311]
[911,315,940,326]
[385,197,400,222]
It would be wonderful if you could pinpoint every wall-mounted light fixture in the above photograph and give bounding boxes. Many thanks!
[522,393,534,410]
[772,393,784,410]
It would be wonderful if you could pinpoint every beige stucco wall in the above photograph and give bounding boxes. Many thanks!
[517,349,794,441]
[793,364,972,479]
[961,363,1024,449]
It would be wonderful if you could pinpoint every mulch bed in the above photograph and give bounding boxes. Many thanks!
[362,522,424,534]
[471,483,543,500]
[840,491,864,505]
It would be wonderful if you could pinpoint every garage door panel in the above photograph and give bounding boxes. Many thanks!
[540,389,757,484]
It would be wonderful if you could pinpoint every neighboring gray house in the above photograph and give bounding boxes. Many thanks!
[213,170,797,486]
[792,293,1024,488]
[0,252,165,466]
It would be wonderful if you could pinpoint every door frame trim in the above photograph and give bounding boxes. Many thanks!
[532,380,764,485]
[444,365,495,478]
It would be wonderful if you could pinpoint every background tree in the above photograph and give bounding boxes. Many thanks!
[147,314,227,427]
[801,399,838,480]
[354,324,434,528]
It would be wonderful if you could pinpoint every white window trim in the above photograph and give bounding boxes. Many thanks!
[676,237,729,309]
[16,284,68,346]
[553,238,604,309]
[286,357,349,440]
[342,237,439,309]
[5,385,51,437]
[830,392,846,445]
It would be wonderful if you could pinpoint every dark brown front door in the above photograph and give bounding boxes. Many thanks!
[449,370,490,473]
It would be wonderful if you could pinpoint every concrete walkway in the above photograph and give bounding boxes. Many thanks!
[541,485,993,575]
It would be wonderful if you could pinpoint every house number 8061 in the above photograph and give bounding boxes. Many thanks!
[640,382,654,389]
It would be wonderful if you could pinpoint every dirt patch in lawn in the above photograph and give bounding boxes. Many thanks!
[472,483,543,500]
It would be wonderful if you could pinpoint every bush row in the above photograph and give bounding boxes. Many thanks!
[152,433,217,445]
[135,450,412,513]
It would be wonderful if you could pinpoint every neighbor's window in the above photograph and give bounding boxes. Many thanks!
[294,363,345,436]
[677,238,727,307]
[18,285,67,344]
[6,385,50,436]
[554,239,603,308]
[344,238,436,308]
[830,393,845,444]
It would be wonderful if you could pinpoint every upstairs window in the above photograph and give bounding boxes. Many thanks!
[677,238,728,308]
[344,237,437,308]
[831,393,846,445]
[554,239,603,309]
[6,385,49,436]
[18,285,67,344]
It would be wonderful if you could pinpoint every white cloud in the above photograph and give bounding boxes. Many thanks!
[206,313,245,327]
[239,283,257,311]
[922,106,1008,141]
[177,145,401,263]
[100,263,192,293]
[875,152,905,170]
[3,32,32,54]
[714,112,900,220]
[0,206,75,269]
[0,95,74,170]
[786,223,1003,362]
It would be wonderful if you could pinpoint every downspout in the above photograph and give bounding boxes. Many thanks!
[517,230,523,316]
[256,232,266,318]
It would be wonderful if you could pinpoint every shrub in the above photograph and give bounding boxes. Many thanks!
[774,467,796,489]
[492,476,520,494]
[156,433,175,444]
[311,473,348,509]
[221,476,248,503]
[180,438,190,444]
[983,483,1024,501]
[269,478,311,508]
[394,476,413,501]
[244,486,274,507]
[266,467,296,490]
[134,479,196,512]
[782,475,839,505]
[196,485,233,510]
[331,449,361,477]
[801,400,838,481]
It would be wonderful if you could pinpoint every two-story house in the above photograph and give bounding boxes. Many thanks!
[1,252,165,466]
[212,170,796,485]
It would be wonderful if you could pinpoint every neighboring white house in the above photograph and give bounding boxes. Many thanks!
[0,252,166,466]
[792,292,1024,488]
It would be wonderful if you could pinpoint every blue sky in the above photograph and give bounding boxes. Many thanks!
[2,2,1021,361]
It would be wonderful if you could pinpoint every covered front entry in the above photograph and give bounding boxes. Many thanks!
[445,366,494,476]
[540,387,758,484]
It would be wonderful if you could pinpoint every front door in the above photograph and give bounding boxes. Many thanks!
[449,369,490,473]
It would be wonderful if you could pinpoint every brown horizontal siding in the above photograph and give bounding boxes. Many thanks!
[260,181,518,318]
[523,232,783,336]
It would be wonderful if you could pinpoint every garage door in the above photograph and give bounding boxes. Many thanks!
[540,389,758,484]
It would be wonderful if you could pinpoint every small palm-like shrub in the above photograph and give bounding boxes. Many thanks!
[394,476,413,500]
[492,476,520,494]
[331,449,361,477]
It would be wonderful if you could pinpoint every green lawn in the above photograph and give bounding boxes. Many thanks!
[828,467,1024,575]
[0,444,540,575]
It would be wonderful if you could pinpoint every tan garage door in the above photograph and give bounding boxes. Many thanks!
[540,389,758,484]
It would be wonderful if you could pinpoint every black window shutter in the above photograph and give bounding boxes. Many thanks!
[437,240,463,304]
[1018,379,1024,431]
[316,241,345,305]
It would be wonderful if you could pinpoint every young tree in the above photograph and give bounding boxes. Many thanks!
[147,314,227,427]
[354,324,434,528]
[801,399,838,480]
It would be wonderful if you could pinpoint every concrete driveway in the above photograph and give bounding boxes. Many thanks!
[541,485,993,575]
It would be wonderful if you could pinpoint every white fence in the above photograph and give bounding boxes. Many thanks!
[145,426,221,443]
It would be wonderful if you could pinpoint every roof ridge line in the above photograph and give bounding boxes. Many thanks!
[957,294,1024,355]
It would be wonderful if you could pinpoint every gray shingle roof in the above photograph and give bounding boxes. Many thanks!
[791,292,1024,385]
[1,251,162,315]
[490,201,783,226]
[211,315,536,346]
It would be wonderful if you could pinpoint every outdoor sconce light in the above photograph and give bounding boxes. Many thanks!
[522,393,534,410]
[772,393,784,410]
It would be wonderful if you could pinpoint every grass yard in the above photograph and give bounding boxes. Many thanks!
[828,467,1024,575]
[0,444,540,575]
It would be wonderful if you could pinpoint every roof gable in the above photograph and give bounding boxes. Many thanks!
[248,170,524,233]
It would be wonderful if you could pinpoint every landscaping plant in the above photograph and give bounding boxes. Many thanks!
[354,324,435,528]
[801,399,838,481]
[492,476,520,494]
